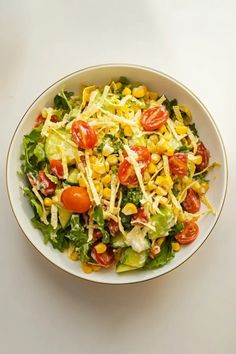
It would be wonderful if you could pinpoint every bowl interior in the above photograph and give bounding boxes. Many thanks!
[7,65,227,284]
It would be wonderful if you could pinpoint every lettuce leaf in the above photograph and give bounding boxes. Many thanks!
[93,205,110,244]
[144,238,174,269]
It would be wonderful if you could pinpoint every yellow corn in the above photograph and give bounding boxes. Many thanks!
[90,156,97,164]
[155,176,173,188]
[102,145,114,157]
[147,141,157,153]
[159,196,168,205]
[70,250,79,261]
[194,155,203,165]
[165,147,175,156]
[178,213,186,222]
[124,125,133,137]
[151,153,161,164]
[149,134,158,144]
[93,163,106,175]
[172,242,181,252]
[78,177,87,188]
[148,162,157,174]
[42,109,48,118]
[144,171,151,182]
[95,242,107,254]
[106,154,118,166]
[149,91,159,100]
[156,141,168,154]
[82,262,93,273]
[122,203,138,215]
[200,181,209,194]
[94,181,102,194]
[147,181,156,191]
[122,87,131,96]
[105,160,110,172]
[115,82,122,90]
[175,125,188,134]
[44,197,52,207]
[157,237,165,247]
[132,85,147,98]
[102,174,111,185]
[156,186,167,196]
[103,187,111,200]
[159,125,167,134]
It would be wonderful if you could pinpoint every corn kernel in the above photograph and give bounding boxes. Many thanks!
[159,196,168,205]
[159,125,167,134]
[147,181,156,191]
[93,163,106,175]
[106,154,118,166]
[132,85,147,98]
[124,125,133,137]
[44,197,52,207]
[42,109,48,118]
[183,176,192,185]
[157,237,165,247]
[102,144,114,157]
[103,187,111,200]
[122,87,131,96]
[200,181,209,194]
[102,174,111,185]
[144,171,151,182]
[194,155,203,165]
[147,142,157,153]
[90,156,97,164]
[151,153,161,164]
[155,176,173,188]
[156,141,168,154]
[78,177,87,188]
[148,162,157,174]
[70,250,79,261]
[94,181,102,194]
[149,135,158,144]
[95,242,107,254]
[156,186,167,196]
[82,262,93,273]
[115,82,122,90]
[149,91,159,100]
[175,125,188,134]
[165,147,174,156]
[172,242,181,252]
[122,203,138,215]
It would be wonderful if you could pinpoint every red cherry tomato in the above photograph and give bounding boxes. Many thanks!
[51,114,58,123]
[93,229,103,241]
[34,114,45,128]
[71,120,97,149]
[38,170,56,196]
[169,153,188,176]
[175,221,199,244]
[108,219,119,234]
[61,186,91,213]
[196,142,209,172]
[50,160,64,179]
[182,188,201,213]
[132,208,148,224]
[118,146,151,187]
[141,105,169,131]
[91,246,115,268]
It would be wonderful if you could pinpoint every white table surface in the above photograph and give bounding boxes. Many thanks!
[1,1,235,353]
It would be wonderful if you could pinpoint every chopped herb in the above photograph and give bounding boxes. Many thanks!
[189,123,199,137]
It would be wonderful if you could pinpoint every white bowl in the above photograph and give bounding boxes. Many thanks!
[6,64,228,284]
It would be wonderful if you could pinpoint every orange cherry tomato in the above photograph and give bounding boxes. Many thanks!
[132,207,148,224]
[108,219,119,234]
[118,146,151,187]
[141,105,169,131]
[34,114,45,128]
[169,153,188,176]
[182,188,201,213]
[38,170,56,196]
[50,160,64,179]
[196,142,209,172]
[71,120,97,149]
[61,186,91,213]
[175,221,199,244]
[91,246,115,267]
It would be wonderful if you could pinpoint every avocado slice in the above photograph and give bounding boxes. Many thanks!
[58,207,72,228]
[111,233,127,248]
[120,247,148,268]
[116,263,137,273]
[66,168,80,185]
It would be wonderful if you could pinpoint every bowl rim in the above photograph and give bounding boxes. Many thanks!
[6,63,228,285]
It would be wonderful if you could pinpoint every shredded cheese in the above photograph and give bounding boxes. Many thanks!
[117,192,126,236]
[173,106,183,123]
[32,187,49,225]
[50,204,58,229]
[109,175,119,214]
[84,151,100,205]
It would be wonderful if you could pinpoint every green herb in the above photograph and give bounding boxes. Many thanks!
[119,76,130,85]
[169,223,184,237]
[189,123,199,137]
[54,91,74,111]
[66,215,88,248]
[144,237,174,269]
[93,205,110,244]
[21,125,44,174]
[121,187,143,206]
[176,145,192,152]
[120,212,133,231]
[23,187,43,219]
[96,134,123,154]
[163,98,178,119]
[194,171,209,182]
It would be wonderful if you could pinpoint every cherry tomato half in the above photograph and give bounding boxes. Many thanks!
[175,221,199,244]
[169,153,188,176]
[61,186,91,213]
[71,120,97,149]
[132,208,149,224]
[141,105,169,131]
[182,188,201,213]
[50,160,64,179]
[108,219,119,234]
[118,146,151,187]
[93,229,103,241]
[91,246,115,268]
[196,142,209,172]
[38,170,56,196]
[34,114,45,128]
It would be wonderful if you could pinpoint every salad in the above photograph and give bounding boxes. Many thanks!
[20,77,217,274]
